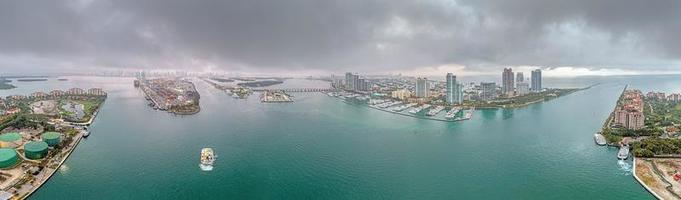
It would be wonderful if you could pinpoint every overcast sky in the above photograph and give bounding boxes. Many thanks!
[1,0,680,76]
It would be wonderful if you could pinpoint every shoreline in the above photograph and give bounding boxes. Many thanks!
[632,157,664,200]
[20,103,103,199]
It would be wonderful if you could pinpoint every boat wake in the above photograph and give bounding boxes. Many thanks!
[617,160,632,175]
[199,164,213,171]
[59,164,70,174]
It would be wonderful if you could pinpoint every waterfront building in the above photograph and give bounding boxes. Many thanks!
[67,88,86,95]
[613,90,645,130]
[50,90,65,98]
[357,78,371,91]
[30,91,48,99]
[391,89,411,100]
[531,69,542,92]
[481,82,497,101]
[627,112,645,130]
[454,83,464,104]
[415,78,430,98]
[517,82,530,96]
[344,72,354,91]
[88,88,107,96]
[502,68,514,96]
[446,73,460,104]
[516,72,524,83]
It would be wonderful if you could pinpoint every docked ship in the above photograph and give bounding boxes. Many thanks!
[594,134,606,146]
[427,106,445,116]
[200,148,216,171]
[617,145,629,160]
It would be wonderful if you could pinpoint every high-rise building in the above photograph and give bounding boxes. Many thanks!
[446,73,456,104]
[454,83,464,104]
[345,72,353,90]
[531,69,542,92]
[516,72,524,83]
[502,68,514,96]
[357,78,371,91]
[481,82,497,101]
[516,82,529,96]
[415,77,430,98]
[344,72,360,91]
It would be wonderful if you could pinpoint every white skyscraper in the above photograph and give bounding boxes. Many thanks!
[416,77,429,98]
[531,69,542,92]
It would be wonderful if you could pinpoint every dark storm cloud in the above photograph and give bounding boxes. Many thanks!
[0,0,680,74]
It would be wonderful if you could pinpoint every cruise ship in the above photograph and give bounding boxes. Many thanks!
[427,106,445,116]
[200,148,216,171]
[445,107,461,119]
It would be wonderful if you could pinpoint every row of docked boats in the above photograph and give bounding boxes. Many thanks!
[445,107,461,119]
[426,106,445,116]
[409,104,431,114]
[593,133,630,160]
[391,103,417,112]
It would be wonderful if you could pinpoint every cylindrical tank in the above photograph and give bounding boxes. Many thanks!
[41,132,61,147]
[0,132,22,148]
[0,148,18,168]
[24,141,48,160]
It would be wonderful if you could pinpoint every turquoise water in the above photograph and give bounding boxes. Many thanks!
[0,76,669,199]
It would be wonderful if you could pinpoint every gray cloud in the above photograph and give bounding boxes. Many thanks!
[0,0,680,74]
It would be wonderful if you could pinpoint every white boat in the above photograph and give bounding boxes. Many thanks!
[617,145,629,160]
[427,106,445,116]
[200,148,216,171]
[445,107,461,119]
[83,131,90,138]
[594,134,606,146]
[409,104,431,114]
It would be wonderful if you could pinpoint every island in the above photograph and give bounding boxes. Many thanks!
[0,88,107,199]
[463,87,587,109]
[599,86,681,199]
[136,78,201,115]
[236,80,284,87]
[325,70,586,122]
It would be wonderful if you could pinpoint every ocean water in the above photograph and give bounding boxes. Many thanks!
[0,75,670,199]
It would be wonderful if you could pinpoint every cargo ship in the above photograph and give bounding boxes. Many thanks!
[200,148,216,171]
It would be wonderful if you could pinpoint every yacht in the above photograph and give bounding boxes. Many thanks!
[427,106,445,116]
[200,148,216,171]
[445,107,461,119]
[617,145,629,160]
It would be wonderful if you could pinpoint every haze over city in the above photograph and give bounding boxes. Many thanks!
[1,0,681,76]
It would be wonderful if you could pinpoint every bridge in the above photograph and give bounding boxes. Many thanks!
[252,88,336,93]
